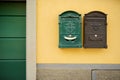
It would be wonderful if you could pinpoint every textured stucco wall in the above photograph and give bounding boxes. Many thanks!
[37,0,120,64]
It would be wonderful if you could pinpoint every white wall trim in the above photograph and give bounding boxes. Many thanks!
[27,0,36,80]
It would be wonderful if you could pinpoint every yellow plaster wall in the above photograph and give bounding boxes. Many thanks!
[37,0,120,64]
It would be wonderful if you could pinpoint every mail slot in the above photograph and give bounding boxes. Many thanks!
[83,11,107,48]
[59,11,82,48]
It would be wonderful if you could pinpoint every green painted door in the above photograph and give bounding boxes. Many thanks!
[0,1,26,80]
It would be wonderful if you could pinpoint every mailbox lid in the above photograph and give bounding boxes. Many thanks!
[59,11,81,18]
[59,11,81,35]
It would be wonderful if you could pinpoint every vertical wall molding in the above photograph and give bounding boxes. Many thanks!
[27,0,36,80]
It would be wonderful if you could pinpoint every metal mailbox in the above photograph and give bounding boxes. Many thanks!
[59,11,82,48]
[83,11,107,48]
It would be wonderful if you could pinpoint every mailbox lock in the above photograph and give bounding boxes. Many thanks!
[94,34,98,37]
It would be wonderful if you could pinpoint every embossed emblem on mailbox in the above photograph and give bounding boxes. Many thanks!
[83,11,107,48]
[59,11,82,48]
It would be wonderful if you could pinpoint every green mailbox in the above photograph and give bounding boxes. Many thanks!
[59,11,82,48]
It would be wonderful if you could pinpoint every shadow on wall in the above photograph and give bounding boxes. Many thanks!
[59,48,107,54]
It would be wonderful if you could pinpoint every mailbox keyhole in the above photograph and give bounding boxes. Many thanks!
[94,34,98,37]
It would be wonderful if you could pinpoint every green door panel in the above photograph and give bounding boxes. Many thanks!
[0,1,26,80]
[0,38,26,59]
[0,60,26,80]
[0,17,26,37]
[0,2,26,15]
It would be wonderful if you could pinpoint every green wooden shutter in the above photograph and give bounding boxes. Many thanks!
[0,1,26,80]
